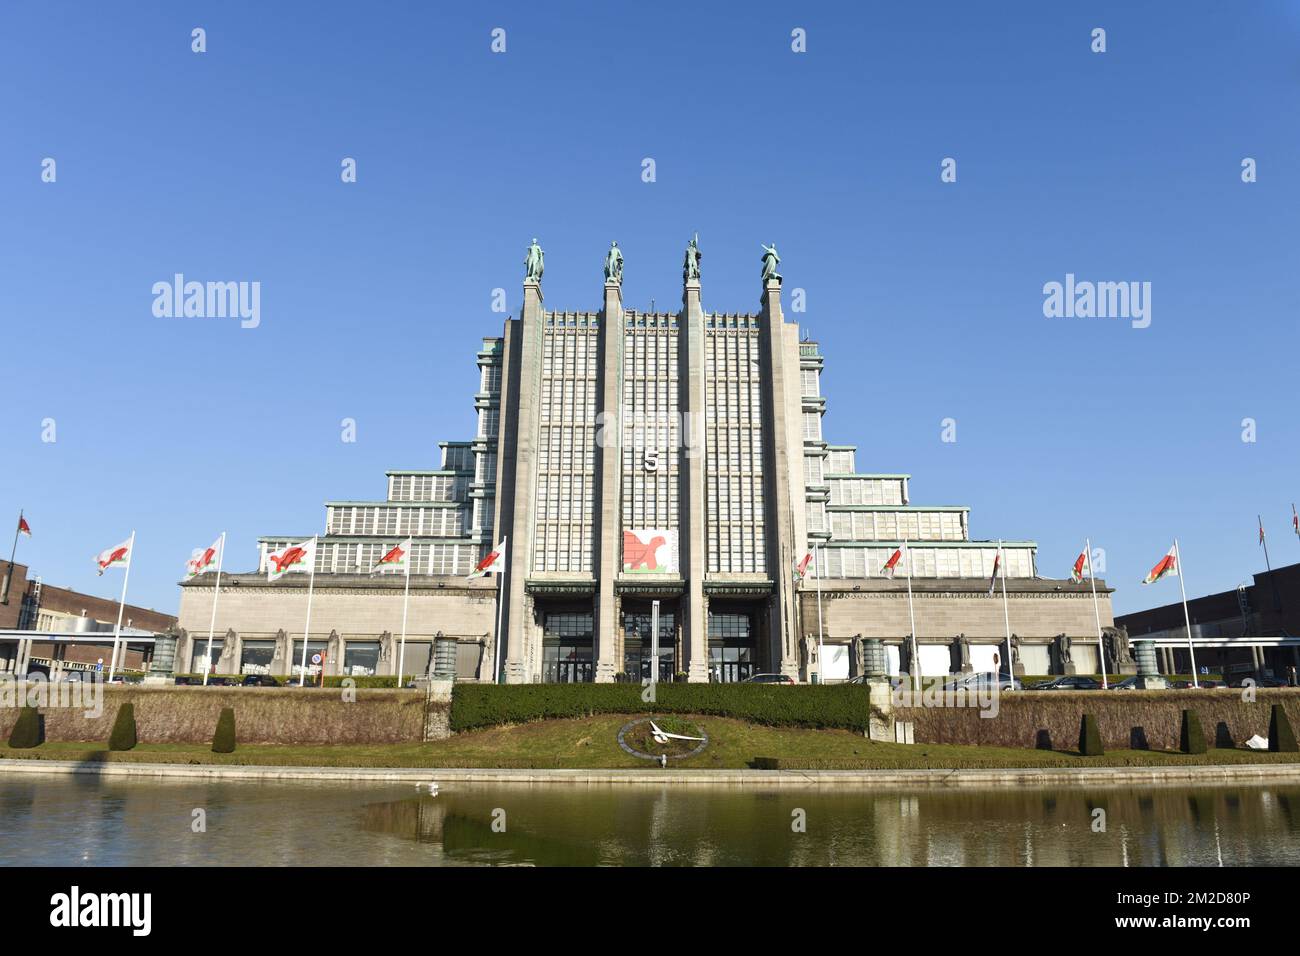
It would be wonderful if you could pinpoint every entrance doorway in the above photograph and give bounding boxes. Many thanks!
[623,605,677,682]
[708,607,758,683]
[542,611,594,683]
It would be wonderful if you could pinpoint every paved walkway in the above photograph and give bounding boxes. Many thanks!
[2,758,1299,788]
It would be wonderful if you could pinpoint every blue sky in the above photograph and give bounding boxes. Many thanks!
[2,1,1298,616]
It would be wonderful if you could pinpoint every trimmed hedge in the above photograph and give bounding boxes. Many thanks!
[1078,714,1104,756]
[7,706,42,748]
[450,683,882,734]
[1179,709,1206,754]
[212,707,237,753]
[1269,704,1298,753]
[108,702,137,751]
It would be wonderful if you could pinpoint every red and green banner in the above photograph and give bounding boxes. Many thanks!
[1071,551,1086,584]
[469,538,506,579]
[95,537,132,576]
[266,538,316,581]
[186,536,223,579]
[372,538,411,574]
[1142,545,1178,585]
[17,515,31,537]
[794,551,813,582]
[881,548,902,579]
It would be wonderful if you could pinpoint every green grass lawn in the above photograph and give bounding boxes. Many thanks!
[4,714,1300,770]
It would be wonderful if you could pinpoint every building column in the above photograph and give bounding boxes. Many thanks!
[757,277,802,679]
[593,279,624,682]
[499,279,545,684]
[679,275,710,682]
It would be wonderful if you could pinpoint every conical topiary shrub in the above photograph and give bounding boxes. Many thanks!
[107,702,137,751]
[7,706,42,749]
[1078,713,1104,756]
[1269,704,1298,753]
[212,707,236,753]
[1179,709,1206,754]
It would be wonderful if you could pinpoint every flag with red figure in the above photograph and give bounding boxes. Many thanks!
[371,538,411,574]
[1142,545,1178,585]
[266,538,316,582]
[95,537,132,576]
[469,538,506,579]
[186,536,223,579]
[881,548,902,579]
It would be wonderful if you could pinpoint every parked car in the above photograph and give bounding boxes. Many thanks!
[1028,675,1101,690]
[742,673,795,685]
[1171,678,1227,689]
[1109,676,1140,690]
[241,674,279,687]
[941,671,1023,691]
[1226,675,1288,689]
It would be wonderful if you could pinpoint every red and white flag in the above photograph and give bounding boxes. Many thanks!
[371,538,411,574]
[266,537,316,582]
[1142,545,1178,585]
[987,547,1002,595]
[794,551,813,582]
[1293,504,1299,538]
[186,536,223,579]
[1259,517,1266,546]
[469,537,506,579]
[95,537,132,576]
[17,515,31,537]
[881,548,902,579]
[1070,550,1087,584]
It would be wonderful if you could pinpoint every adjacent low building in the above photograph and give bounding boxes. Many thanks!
[1117,561,1300,680]
[0,560,177,677]
[178,240,1116,682]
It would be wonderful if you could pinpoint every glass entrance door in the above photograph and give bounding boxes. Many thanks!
[708,609,756,683]
[542,611,594,683]
[623,609,676,682]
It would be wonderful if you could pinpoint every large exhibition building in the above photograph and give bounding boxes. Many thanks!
[176,240,1117,683]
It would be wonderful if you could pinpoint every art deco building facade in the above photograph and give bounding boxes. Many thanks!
[177,241,1116,683]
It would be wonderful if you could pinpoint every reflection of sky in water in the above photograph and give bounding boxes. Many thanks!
[2,776,1298,867]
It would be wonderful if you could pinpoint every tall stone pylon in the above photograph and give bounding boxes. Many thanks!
[594,274,624,682]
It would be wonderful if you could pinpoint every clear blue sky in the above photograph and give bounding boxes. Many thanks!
[2,2,1298,617]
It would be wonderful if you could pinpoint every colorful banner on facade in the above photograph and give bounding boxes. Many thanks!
[622,529,679,574]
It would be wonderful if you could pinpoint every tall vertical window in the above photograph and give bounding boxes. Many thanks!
[705,324,765,574]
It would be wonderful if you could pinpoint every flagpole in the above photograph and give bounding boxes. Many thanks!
[997,540,1015,688]
[298,536,317,688]
[202,532,226,687]
[1085,538,1107,689]
[815,543,825,683]
[1,509,22,606]
[492,553,506,684]
[396,542,410,688]
[1174,538,1198,688]
[107,531,135,683]
[1260,515,1282,613]
[904,538,919,692]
